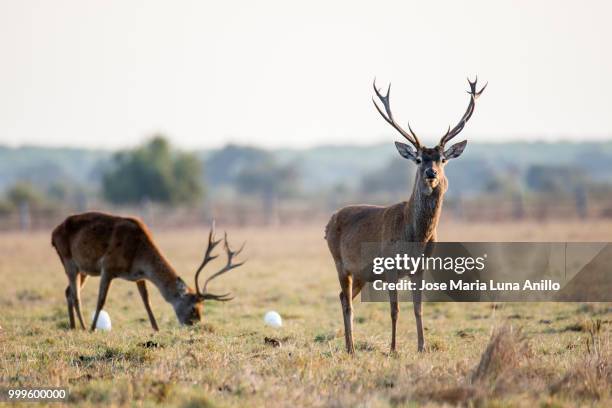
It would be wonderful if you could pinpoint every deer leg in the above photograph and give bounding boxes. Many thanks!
[386,265,400,353]
[79,273,88,289]
[137,280,159,331]
[66,273,87,329]
[65,286,75,329]
[91,270,113,331]
[66,274,89,329]
[66,264,87,330]
[412,272,425,352]
[339,273,355,354]
[63,262,80,329]
[73,273,89,330]
[389,289,399,353]
[351,279,365,300]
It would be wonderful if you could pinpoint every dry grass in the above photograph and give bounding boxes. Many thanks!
[0,219,611,407]
[550,319,611,401]
[471,325,531,384]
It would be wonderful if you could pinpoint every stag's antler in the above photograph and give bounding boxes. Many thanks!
[372,79,421,149]
[194,222,221,295]
[439,77,487,147]
[194,223,245,301]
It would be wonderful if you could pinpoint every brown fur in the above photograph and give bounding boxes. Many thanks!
[326,162,447,353]
[328,77,483,353]
[52,212,203,331]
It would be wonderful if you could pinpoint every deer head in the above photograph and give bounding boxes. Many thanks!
[174,224,245,326]
[373,77,486,195]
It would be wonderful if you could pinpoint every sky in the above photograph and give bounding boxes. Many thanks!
[1,0,611,150]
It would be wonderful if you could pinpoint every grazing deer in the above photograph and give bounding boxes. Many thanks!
[51,212,244,331]
[326,78,486,353]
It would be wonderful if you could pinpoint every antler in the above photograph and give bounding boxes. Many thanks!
[194,222,222,295]
[372,79,421,149]
[194,225,245,302]
[439,76,487,147]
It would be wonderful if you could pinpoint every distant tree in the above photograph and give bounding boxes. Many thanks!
[235,160,300,223]
[204,144,272,186]
[0,199,12,216]
[526,165,587,194]
[46,182,69,201]
[484,174,520,195]
[360,158,415,195]
[15,162,69,189]
[172,152,203,204]
[444,158,497,196]
[6,182,44,208]
[102,136,203,205]
[4,182,49,229]
[235,162,298,197]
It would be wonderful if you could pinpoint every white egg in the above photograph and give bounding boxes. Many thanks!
[91,310,112,331]
[264,311,282,328]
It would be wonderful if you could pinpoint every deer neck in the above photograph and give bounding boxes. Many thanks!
[140,251,189,304]
[405,173,447,242]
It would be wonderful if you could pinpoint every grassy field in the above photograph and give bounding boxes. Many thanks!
[0,219,611,407]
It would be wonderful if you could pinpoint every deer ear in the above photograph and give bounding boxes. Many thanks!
[444,140,468,160]
[395,142,418,162]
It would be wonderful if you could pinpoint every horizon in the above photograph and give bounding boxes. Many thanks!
[2,136,612,153]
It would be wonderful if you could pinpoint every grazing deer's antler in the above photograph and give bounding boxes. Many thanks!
[372,79,421,149]
[439,76,487,147]
[194,222,222,296]
[53,212,247,331]
[195,225,245,301]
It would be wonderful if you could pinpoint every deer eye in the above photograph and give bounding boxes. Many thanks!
[415,157,422,164]
[441,157,447,163]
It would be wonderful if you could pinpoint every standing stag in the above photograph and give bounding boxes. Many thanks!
[326,78,486,353]
[51,212,244,331]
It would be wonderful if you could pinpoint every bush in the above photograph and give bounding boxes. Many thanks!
[102,136,204,205]
[5,182,44,208]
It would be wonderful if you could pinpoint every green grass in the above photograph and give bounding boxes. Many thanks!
[0,221,611,407]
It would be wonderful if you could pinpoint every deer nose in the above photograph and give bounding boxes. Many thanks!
[425,168,438,179]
